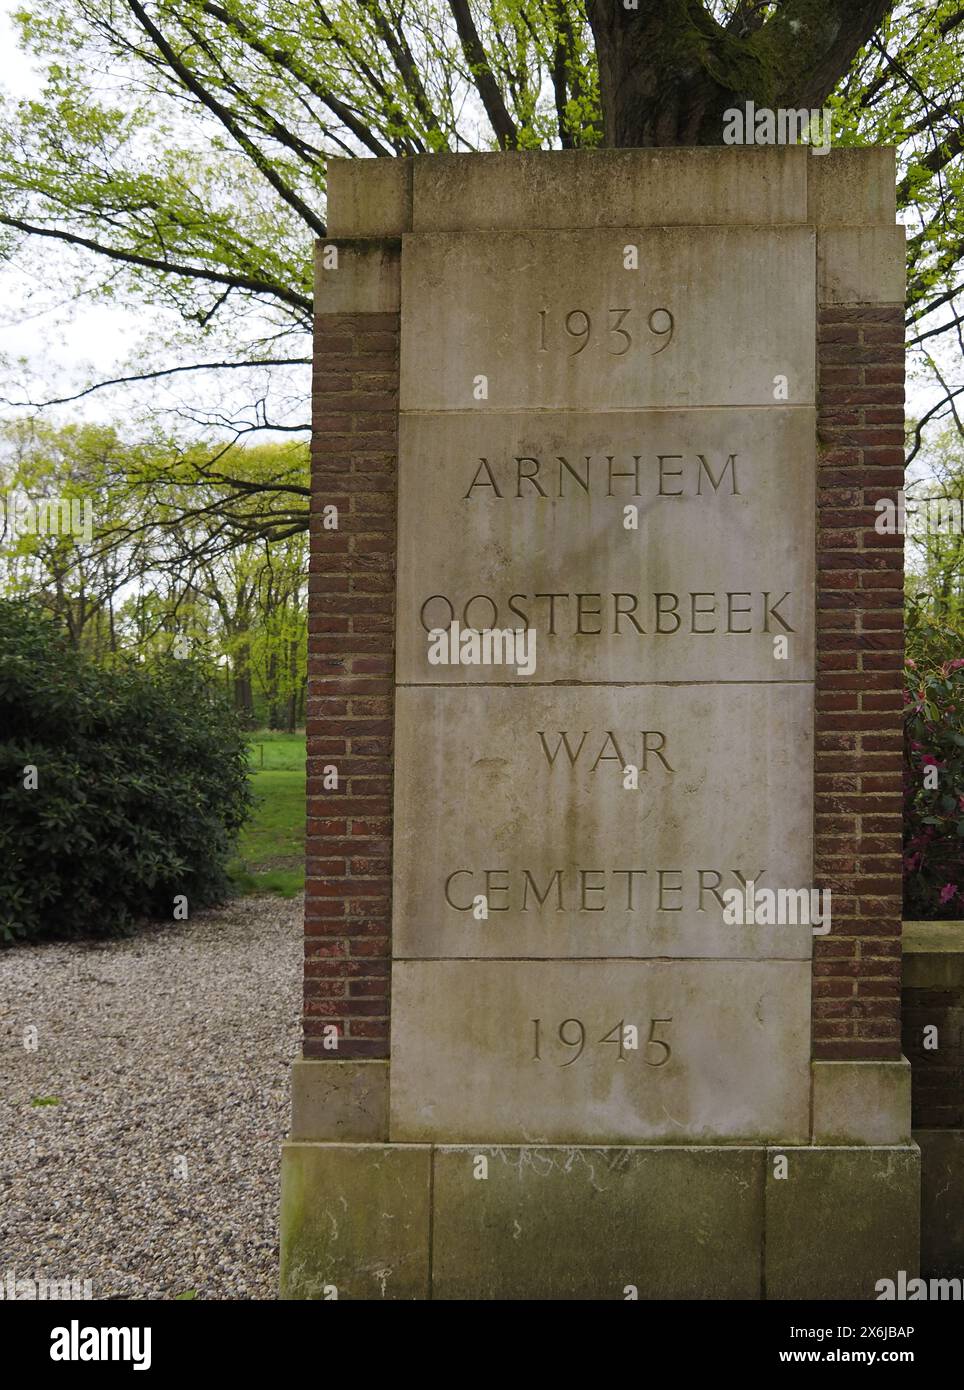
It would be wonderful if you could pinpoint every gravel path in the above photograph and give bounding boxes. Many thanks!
[0,895,302,1300]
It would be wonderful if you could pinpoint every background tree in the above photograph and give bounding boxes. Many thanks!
[0,420,154,648]
[0,421,310,724]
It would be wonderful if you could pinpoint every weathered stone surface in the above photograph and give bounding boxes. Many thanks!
[314,238,400,313]
[915,1129,964,1276]
[279,1139,923,1300]
[390,960,811,1144]
[399,228,816,411]
[811,1059,912,1145]
[765,1146,920,1300]
[279,1143,430,1299]
[817,226,906,305]
[395,408,815,684]
[290,1059,389,1141]
[432,1145,764,1299]
[412,147,808,231]
[326,156,412,237]
[806,147,897,227]
[393,683,814,960]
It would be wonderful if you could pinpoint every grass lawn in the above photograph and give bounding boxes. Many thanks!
[228,731,306,898]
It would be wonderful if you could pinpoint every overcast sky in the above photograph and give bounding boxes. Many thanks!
[0,0,188,423]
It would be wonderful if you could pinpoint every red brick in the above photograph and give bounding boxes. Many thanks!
[303,306,399,1058]
[813,304,904,1061]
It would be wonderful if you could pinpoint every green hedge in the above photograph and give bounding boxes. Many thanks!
[0,600,251,941]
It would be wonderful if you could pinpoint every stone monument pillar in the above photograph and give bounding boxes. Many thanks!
[281,147,919,1299]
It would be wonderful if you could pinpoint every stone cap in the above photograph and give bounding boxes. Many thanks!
[327,147,898,237]
[903,919,964,951]
[903,919,964,988]
[313,238,400,314]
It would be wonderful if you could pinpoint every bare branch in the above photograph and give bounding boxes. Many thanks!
[1,359,312,410]
[0,215,313,317]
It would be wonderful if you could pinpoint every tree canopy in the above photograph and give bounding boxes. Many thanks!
[0,1,962,537]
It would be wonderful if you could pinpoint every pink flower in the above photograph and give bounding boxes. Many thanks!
[939,883,959,905]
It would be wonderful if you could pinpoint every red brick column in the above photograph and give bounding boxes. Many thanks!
[812,304,905,1060]
[304,304,399,1059]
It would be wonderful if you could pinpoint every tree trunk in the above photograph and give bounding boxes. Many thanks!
[286,638,298,733]
[233,636,254,723]
[266,647,281,729]
[586,0,892,148]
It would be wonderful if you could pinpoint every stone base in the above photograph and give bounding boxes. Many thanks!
[280,1141,920,1300]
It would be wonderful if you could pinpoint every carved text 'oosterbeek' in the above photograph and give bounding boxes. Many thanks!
[419,591,795,636]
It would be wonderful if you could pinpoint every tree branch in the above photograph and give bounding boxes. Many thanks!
[202,2,396,157]
[1,359,312,410]
[761,1,894,109]
[123,0,327,239]
[0,215,313,316]
[447,0,519,149]
[357,0,448,147]
[896,129,964,203]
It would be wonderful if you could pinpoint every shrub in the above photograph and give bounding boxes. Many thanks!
[903,605,964,919]
[0,600,251,942]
